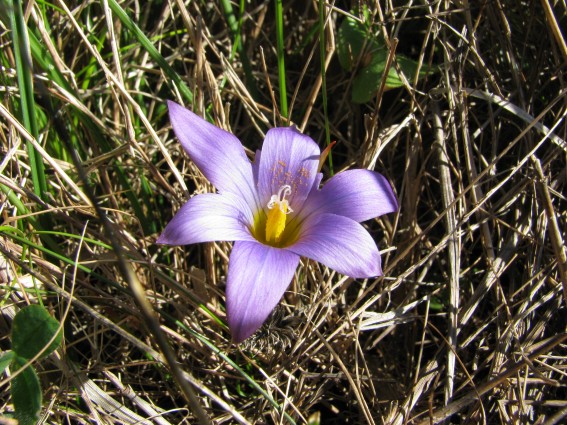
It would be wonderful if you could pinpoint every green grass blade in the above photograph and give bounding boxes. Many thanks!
[26,23,154,232]
[0,184,35,230]
[220,0,258,99]
[177,323,297,425]
[0,226,118,290]
[274,0,288,120]
[6,0,48,199]
[107,0,194,105]
[0,185,58,251]
[319,0,333,175]
[33,231,112,250]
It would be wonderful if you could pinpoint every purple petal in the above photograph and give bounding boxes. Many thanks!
[302,170,398,223]
[157,193,255,245]
[226,241,300,343]
[252,149,262,184]
[168,100,258,208]
[288,213,382,278]
[257,127,320,210]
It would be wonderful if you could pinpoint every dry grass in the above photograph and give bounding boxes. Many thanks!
[1,1,566,424]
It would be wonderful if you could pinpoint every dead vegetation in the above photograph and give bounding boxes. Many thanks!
[1,1,566,424]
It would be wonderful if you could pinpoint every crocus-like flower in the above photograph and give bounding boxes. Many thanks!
[158,101,398,343]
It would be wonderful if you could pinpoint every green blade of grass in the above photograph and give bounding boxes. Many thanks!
[26,26,99,157]
[33,231,113,250]
[274,0,288,120]
[318,0,333,175]
[0,226,126,292]
[6,0,48,199]
[177,323,297,425]
[220,0,258,99]
[0,226,99,277]
[0,184,35,230]
[107,0,194,105]
[0,185,58,252]
[26,23,154,234]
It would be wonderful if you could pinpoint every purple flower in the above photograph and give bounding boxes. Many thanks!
[158,101,398,343]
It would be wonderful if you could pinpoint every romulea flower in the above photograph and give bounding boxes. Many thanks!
[158,101,399,343]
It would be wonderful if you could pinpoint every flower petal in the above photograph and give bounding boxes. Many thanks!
[302,169,398,222]
[226,241,300,343]
[288,213,382,278]
[257,127,320,210]
[252,149,261,184]
[168,100,258,208]
[157,193,255,245]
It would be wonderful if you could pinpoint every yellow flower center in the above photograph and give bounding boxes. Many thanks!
[265,185,293,244]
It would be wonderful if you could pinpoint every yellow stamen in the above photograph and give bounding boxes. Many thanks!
[266,202,288,243]
[265,185,293,244]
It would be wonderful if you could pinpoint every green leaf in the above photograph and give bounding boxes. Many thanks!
[11,356,42,425]
[337,15,376,71]
[351,53,430,103]
[0,351,15,374]
[385,55,430,89]
[11,305,62,360]
[430,296,446,311]
[351,61,383,104]
[338,14,434,103]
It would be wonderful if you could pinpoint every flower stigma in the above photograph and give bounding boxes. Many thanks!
[265,185,293,244]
